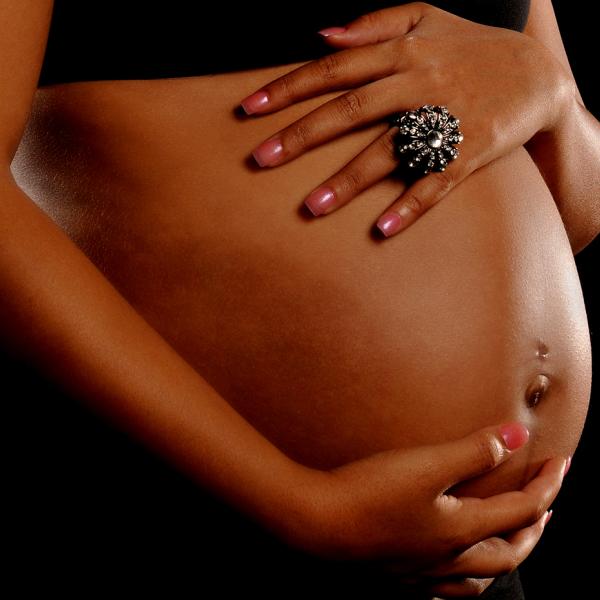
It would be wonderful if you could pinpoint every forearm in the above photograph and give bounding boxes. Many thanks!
[524,91,600,255]
[0,171,306,535]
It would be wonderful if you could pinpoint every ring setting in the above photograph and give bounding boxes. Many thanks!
[388,104,464,176]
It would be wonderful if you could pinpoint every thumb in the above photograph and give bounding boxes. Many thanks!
[317,4,429,46]
[435,422,530,490]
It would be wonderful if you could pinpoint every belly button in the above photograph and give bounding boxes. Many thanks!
[525,373,551,408]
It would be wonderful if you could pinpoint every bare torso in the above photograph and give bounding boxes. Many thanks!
[12,61,591,497]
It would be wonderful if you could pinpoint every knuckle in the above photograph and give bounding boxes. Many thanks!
[413,1,433,12]
[456,582,487,598]
[426,63,448,88]
[339,168,365,194]
[475,433,504,471]
[402,192,425,216]
[337,91,367,123]
[431,578,488,598]
[401,32,423,58]
[468,579,492,597]
[402,32,420,48]
[386,37,408,70]
[381,131,399,161]
[276,74,296,103]
[289,120,313,149]
[433,168,455,196]
[530,500,548,522]
[354,11,378,30]
[317,52,345,83]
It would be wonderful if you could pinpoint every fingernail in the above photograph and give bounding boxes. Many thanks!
[252,138,283,167]
[240,90,270,115]
[318,26,347,37]
[544,509,554,526]
[377,213,403,237]
[304,186,336,216]
[564,455,572,476]
[499,422,530,451]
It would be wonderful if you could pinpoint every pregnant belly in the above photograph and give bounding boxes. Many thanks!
[14,64,592,497]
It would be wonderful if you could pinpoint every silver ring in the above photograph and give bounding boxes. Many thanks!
[388,104,464,176]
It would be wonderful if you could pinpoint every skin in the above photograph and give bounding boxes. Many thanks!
[14,70,586,595]
[239,2,600,252]
[522,0,600,254]
[1,1,593,597]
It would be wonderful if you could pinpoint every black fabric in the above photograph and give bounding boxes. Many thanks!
[38,0,531,87]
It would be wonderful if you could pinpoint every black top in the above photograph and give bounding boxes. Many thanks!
[38,0,531,87]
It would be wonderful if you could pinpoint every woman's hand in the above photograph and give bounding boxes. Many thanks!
[238,2,576,238]
[274,422,567,598]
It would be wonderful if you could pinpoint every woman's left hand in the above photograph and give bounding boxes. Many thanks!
[238,2,576,237]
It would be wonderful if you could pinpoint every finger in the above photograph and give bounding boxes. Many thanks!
[376,113,528,237]
[250,74,420,168]
[318,3,431,46]
[430,422,531,493]
[375,147,471,237]
[376,563,496,596]
[427,510,550,578]
[363,569,495,600]
[452,457,566,543]
[428,577,495,598]
[252,75,436,167]
[304,126,400,215]
[239,38,403,116]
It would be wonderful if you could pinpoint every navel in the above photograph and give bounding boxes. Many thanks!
[525,373,551,408]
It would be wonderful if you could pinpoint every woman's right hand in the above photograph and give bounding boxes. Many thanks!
[277,422,566,598]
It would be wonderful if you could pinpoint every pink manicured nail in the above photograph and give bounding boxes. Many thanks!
[252,138,283,167]
[377,213,403,237]
[500,422,530,451]
[318,26,347,37]
[544,509,554,526]
[564,455,572,476]
[240,90,270,115]
[304,186,336,216]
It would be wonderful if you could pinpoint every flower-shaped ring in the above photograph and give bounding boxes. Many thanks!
[388,104,464,176]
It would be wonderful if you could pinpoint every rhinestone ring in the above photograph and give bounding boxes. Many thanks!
[388,104,464,176]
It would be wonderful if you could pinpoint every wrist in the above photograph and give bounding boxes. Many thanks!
[539,59,582,135]
[249,458,332,553]
[264,464,366,560]
[526,87,581,155]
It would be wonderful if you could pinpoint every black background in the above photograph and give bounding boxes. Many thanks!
[6,1,598,597]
